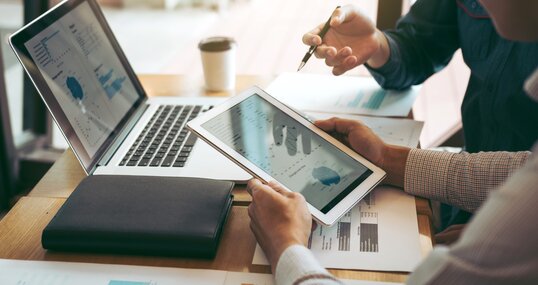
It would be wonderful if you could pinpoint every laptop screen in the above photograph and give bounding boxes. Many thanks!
[10,0,146,173]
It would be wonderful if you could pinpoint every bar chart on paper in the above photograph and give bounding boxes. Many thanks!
[308,192,379,254]
[253,187,424,272]
[339,89,386,110]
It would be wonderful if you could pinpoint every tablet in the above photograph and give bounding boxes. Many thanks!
[187,86,386,226]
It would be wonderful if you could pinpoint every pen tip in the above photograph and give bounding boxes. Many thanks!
[297,62,305,72]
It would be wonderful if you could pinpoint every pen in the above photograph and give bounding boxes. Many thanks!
[297,6,340,71]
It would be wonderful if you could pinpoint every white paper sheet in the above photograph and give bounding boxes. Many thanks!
[252,186,424,272]
[0,259,226,285]
[0,259,402,285]
[266,73,419,117]
[305,112,423,148]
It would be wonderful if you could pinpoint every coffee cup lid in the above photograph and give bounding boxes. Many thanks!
[198,37,236,52]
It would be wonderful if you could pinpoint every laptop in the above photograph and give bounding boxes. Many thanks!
[9,0,250,182]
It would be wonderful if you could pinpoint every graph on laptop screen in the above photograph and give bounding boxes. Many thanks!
[24,1,139,157]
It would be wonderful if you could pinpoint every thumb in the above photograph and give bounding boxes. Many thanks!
[315,117,356,135]
[314,118,336,132]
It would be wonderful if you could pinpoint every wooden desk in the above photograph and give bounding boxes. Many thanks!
[0,75,433,283]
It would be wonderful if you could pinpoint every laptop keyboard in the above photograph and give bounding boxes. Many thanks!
[119,104,207,168]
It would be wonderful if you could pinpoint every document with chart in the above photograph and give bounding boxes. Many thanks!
[306,112,424,148]
[24,1,139,157]
[252,186,424,272]
[267,73,419,117]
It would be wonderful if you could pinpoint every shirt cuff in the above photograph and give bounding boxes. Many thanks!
[275,245,339,285]
[364,32,403,87]
[404,149,454,201]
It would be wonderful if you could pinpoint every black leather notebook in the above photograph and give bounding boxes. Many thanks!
[42,175,234,258]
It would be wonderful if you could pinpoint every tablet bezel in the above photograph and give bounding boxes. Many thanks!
[187,86,386,226]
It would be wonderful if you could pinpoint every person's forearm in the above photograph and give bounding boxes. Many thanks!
[365,0,459,90]
[381,144,411,187]
[366,29,391,68]
[404,149,530,213]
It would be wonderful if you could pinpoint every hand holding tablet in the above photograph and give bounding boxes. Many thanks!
[187,86,385,226]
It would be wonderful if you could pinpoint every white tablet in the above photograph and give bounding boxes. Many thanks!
[187,86,386,226]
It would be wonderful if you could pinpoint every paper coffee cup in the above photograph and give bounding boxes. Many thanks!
[199,37,236,91]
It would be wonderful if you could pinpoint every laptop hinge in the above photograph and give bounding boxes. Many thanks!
[92,102,149,172]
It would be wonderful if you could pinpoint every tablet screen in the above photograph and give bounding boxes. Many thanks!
[201,94,372,213]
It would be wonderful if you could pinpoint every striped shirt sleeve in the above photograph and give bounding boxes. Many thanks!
[404,149,530,212]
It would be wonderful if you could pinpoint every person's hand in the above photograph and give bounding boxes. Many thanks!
[315,117,388,167]
[302,5,390,75]
[247,179,312,272]
[315,117,410,187]
[273,112,312,155]
[435,224,466,245]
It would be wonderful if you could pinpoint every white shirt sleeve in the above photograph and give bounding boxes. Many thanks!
[275,245,342,285]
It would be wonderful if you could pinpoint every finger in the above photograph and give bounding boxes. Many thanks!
[325,47,352,67]
[434,224,466,245]
[302,23,325,45]
[267,181,288,194]
[314,117,360,135]
[302,32,321,46]
[246,178,261,196]
[249,179,286,202]
[247,178,267,197]
[314,45,337,59]
[332,57,357,76]
[435,232,460,245]
[445,224,466,231]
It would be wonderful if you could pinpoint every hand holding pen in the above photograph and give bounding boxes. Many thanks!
[297,6,340,71]
[299,5,388,75]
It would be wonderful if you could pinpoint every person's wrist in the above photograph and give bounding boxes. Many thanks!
[381,145,410,188]
[365,29,390,69]
[268,238,303,273]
